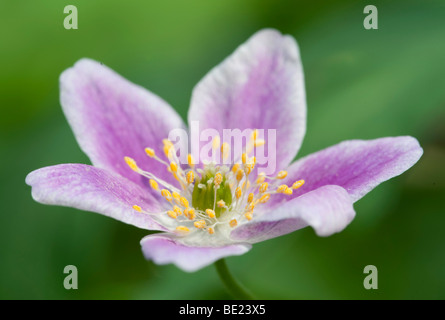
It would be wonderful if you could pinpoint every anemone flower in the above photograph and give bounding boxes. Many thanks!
[26,29,422,296]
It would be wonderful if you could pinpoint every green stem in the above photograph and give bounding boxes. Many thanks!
[214,259,254,300]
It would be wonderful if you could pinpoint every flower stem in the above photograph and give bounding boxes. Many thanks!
[214,259,254,300]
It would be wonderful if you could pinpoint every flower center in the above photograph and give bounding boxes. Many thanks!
[124,130,305,242]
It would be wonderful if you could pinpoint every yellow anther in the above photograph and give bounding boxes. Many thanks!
[187,154,195,168]
[259,182,268,193]
[170,162,178,173]
[172,191,181,204]
[212,135,221,150]
[176,226,190,234]
[161,189,172,202]
[217,200,226,208]
[232,163,240,173]
[208,227,215,235]
[252,129,259,141]
[149,179,159,191]
[292,180,305,189]
[254,139,266,147]
[214,172,223,186]
[187,208,196,220]
[277,184,288,193]
[235,187,242,199]
[167,210,177,219]
[245,212,253,221]
[247,193,254,203]
[245,163,255,174]
[173,205,182,216]
[283,187,293,195]
[259,193,270,203]
[194,220,206,229]
[124,156,138,172]
[221,142,230,159]
[250,156,256,164]
[256,174,266,184]
[229,219,238,228]
[132,205,142,212]
[246,202,255,212]
[276,170,288,179]
[180,197,189,208]
[242,153,247,164]
[145,147,155,158]
[186,171,194,184]
[206,209,216,218]
[236,169,244,181]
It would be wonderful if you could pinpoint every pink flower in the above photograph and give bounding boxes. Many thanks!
[26,29,422,272]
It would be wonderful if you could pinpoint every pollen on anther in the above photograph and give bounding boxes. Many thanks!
[283,187,293,195]
[132,205,142,212]
[276,170,288,179]
[180,197,189,208]
[194,220,206,229]
[206,209,216,218]
[149,179,159,191]
[236,169,244,181]
[176,226,190,234]
[187,208,196,220]
[245,212,253,221]
[277,184,288,193]
[186,171,194,184]
[167,210,177,219]
[217,200,226,208]
[229,219,238,228]
[173,205,182,216]
[187,154,195,168]
[145,148,155,158]
[232,164,240,173]
[172,191,181,204]
[259,182,268,193]
[161,189,172,202]
[170,162,178,173]
[292,180,305,189]
[259,193,270,203]
[247,193,254,203]
[124,156,138,172]
[214,172,223,186]
[235,187,242,199]
[242,153,247,164]
[208,227,215,235]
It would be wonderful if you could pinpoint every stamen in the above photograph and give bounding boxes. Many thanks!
[276,170,288,179]
[232,164,240,173]
[187,208,196,220]
[176,226,190,234]
[259,182,268,193]
[167,210,177,219]
[214,172,223,186]
[132,205,142,212]
[173,205,182,216]
[247,193,254,203]
[180,197,189,208]
[221,142,230,160]
[145,148,155,158]
[187,154,195,168]
[277,184,288,193]
[251,129,259,141]
[186,171,194,184]
[124,156,138,172]
[206,209,216,218]
[170,162,178,173]
[245,212,253,221]
[242,153,247,164]
[208,227,215,235]
[149,179,159,191]
[217,200,226,208]
[256,174,266,184]
[292,180,305,189]
[236,169,244,181]
[212,136,220,150]
[229,219,238,228]
[259,193,270,203]
[283,187,293,195]
[194,220,206,229]
[235,187,242,199]
[172,191,181,204]
[161,189,173,202]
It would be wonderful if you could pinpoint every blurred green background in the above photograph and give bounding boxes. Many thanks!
[1,0,444,299]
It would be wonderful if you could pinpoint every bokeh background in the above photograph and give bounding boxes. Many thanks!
[1,0,444,299]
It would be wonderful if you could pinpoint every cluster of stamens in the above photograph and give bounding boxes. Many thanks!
[125,130,304,240]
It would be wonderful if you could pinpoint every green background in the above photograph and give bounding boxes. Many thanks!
[1,0,444,299]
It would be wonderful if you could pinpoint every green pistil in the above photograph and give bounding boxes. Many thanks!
[192,170,232,218]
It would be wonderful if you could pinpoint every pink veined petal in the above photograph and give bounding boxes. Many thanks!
[188,28,306,174]
[266,136,423,208]
[231,185,355,244]
[60,58,186,190]
[26,164,167,231]
[140,234,251,272]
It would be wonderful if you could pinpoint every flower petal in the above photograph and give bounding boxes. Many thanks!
[231,185,355,243]
[26,164,167,231]
[269,136,423,207]
[140,234,251,272]
[60,58,186,188]
[188,29,306,172]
